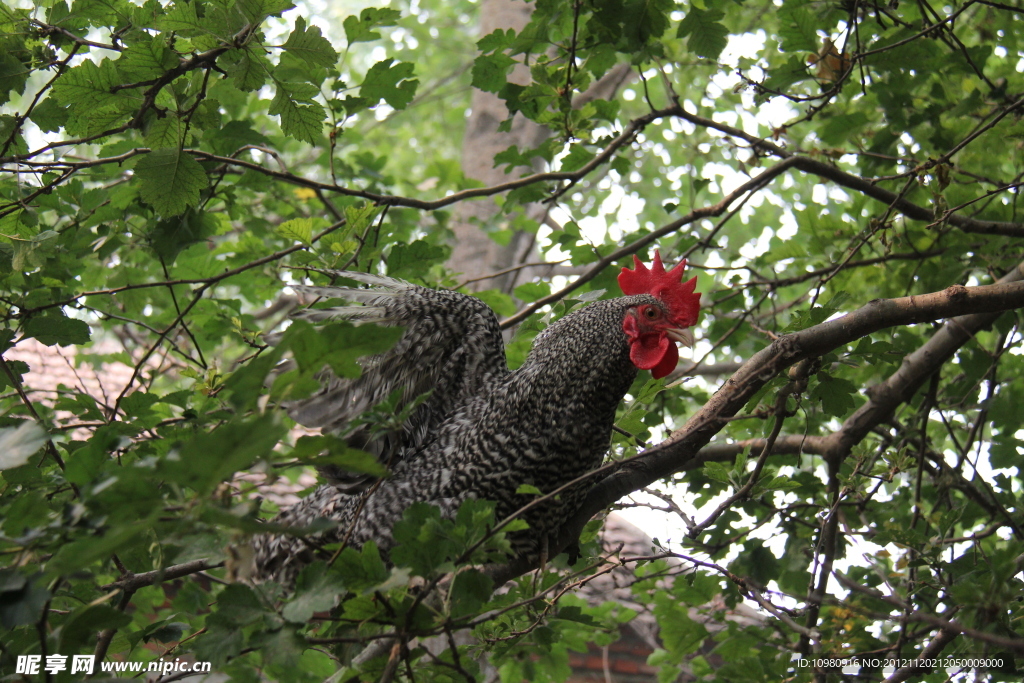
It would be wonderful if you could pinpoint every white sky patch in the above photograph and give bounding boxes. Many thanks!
[702,250,727,269]
[812,184,851,205]
[739,226,775,260]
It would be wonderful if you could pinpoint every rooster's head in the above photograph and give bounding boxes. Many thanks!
[617,251,701,379]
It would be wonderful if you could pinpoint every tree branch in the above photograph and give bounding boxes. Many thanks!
[881,629,959,683]
[834,572,1024,653]
[99,558,222,593]
[483,270,1024,585]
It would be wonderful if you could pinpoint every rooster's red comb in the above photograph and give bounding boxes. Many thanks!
[618,250,701,327]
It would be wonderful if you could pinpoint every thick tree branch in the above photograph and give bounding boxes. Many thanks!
[99,558,222,593]
[818,262,1024,463]
[881,629,959,683]
[488,271,1024,584]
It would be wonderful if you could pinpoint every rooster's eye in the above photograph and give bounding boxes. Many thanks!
[643,307,659,320]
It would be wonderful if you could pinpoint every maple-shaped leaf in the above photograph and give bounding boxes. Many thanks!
[269,89,325,144]
[23,312,91,347]
[360,59,418,109]
[282,16,338,68]
[472,52,516,94]
[222,48,272,92]
[343,7,401,45]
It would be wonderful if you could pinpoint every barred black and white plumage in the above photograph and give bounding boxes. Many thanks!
[253,255,700,584]
[281,272,507,492]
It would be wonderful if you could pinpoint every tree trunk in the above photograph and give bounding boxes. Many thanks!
[448,0,549,293]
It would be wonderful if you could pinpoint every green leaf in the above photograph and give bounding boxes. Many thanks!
[67,0,132,25]
[988,435,1021,470]
[47,518,153,575]
[158,1,205,33]
[0,53,29,106]
[811,373,858,417]
[194,621,243,666]
[592,0,674,50]
[818,111,871,146]
[276,217,316,246]
[450,569,493,619]
[159,416,287,495]
[282,16,338,68]
[120,391,161,417]
[391,502,457,576]
[64,102,131,137]
[653,593,709,663]
[285,320,403,380]
[343,7,402,45]
[269,88,326,144]
[333,543,389,593]
[560,144,595,172]
[118,37,177,80]
[147,209,217,262]
[360,59,418,109]
[759,55,812,95]
[143,115,189,149]
[515,483,543,496]
[0,570,50,629]
[513,281,549,302]
[0,359,28,392]
[388,240,448,279]
[258,626,305,668]
[472,52,517,94]
[676,8,728,60]
[28,97,69,133]
[281,563,345,623]
[58,605,133,653]
[211,583,269,626]
[23,312,91,346]
[290,436,389,478]
[52,59,130,112]
[139,619,189,645]
[477,27,517,53]
[235,0,295,23]
[0,422,48,470]
[777,4,820,54]
[702,460,732,485]
[223,47,272,91]
[343,202,378,234]
[134,149,209,216]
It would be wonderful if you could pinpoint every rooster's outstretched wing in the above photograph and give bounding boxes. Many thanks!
[281,272,507,491]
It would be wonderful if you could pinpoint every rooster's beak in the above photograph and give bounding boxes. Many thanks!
[666,327,694,348]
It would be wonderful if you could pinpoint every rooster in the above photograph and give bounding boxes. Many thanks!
[252,252,700,583]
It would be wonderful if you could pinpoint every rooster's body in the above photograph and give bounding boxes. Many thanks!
[253,255,699,583]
